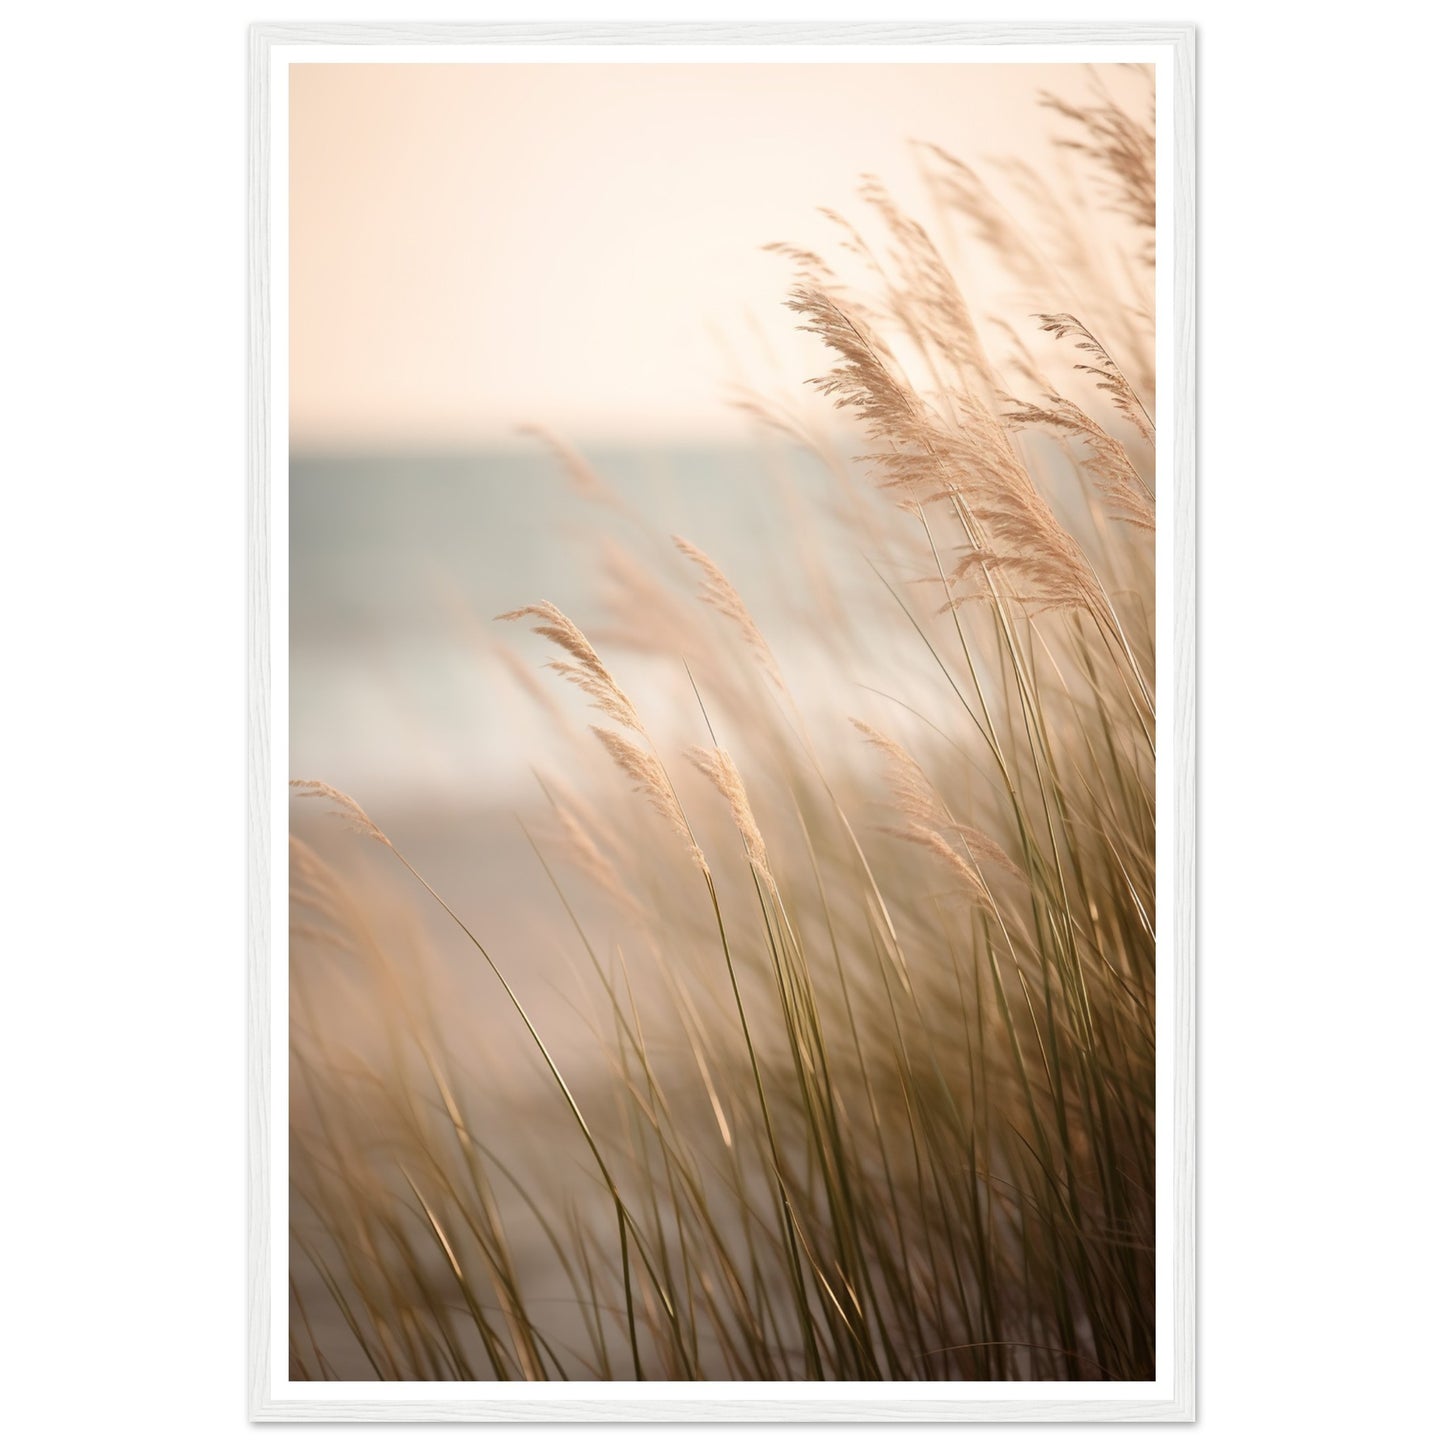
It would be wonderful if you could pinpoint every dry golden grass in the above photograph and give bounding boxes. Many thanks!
[289,78,1158,1383]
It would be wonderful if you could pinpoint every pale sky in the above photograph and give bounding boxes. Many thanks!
[289,62,1145,449]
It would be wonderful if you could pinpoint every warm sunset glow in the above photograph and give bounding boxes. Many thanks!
[289,62,1147,446]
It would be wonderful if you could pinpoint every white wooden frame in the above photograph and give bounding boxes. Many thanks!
[248,21,1195,1422]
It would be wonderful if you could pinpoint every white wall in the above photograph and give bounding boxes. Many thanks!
[3,2,1440,1440]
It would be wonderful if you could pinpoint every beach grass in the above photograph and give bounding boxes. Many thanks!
[287,82,1158,1383]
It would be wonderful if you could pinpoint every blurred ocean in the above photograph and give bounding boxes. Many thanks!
[290,442,869,814]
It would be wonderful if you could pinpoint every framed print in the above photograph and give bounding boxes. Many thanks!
[249,21,1195,1422]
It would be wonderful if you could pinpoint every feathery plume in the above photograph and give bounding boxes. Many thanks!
[591,727,704,870]
[788,284,1107,615]
[672,536,783,688]
[852,719,938,826]
[854,720,1021,881]
[917,142,1055,297]
[290,779,390,848]
[884,821,989,905]
[1041,89,1156,258]
[498,601,643,733]
[949,822,1024,881]
[859,176,992,391]
[1034,313,1154,440]
[688,747,775,892]
[761,239,837,287]
[1004,395,1154,531]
